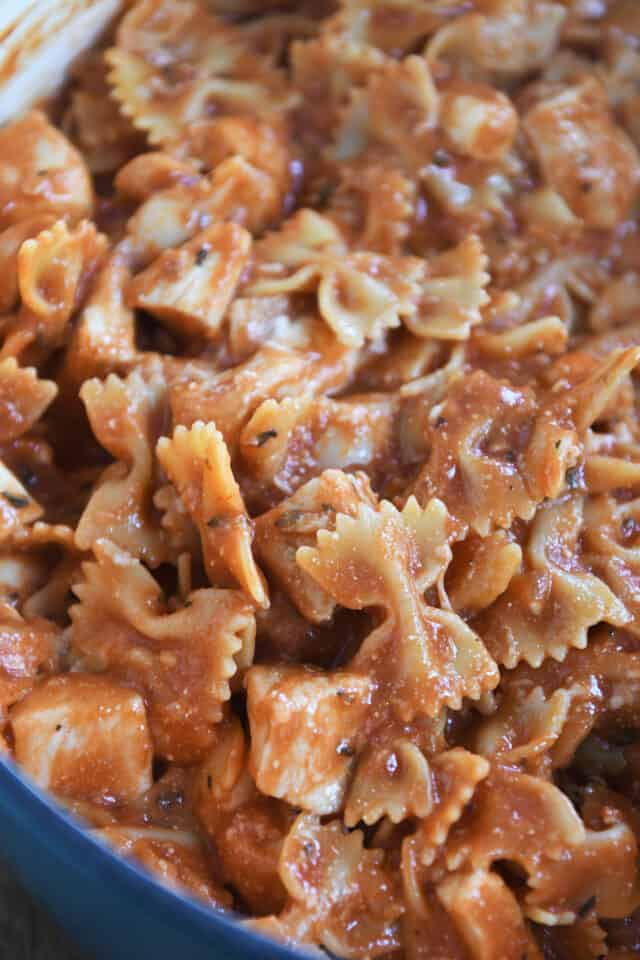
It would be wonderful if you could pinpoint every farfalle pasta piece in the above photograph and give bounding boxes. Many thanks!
[157,422,267,607]
[344,740,433,828]
[445,764,586,876]
[525,821,640,923]
[298,498,499,719]
[424,169,515,237]
[63,51,146,175]
[345,736,483,834]
[0,358,57,445]
[476,495,631,668]
[404,237,489,341]
[401,884,470,960]
[192,714,292,915]
[124,158,281,264]
[254,469,377,622]
[0,111,92,229]
[236,9,321,62]
[474,686,573,772]
[474,315,568,361]
[494,630,640,770]
[96,826,231,909]
[126,222,251,339]
[11,673,153,804]
[325,1,456,59]
[583,493,640,636]
[169,331,358,447]
[0,216,57,314]
[61,253,137,390]
[541,914,607,960]
[245,664,374,814]
[76,366,169,566]
[246,210,422,348]
[446,531,522,617]
[17,219,106,325]
[290,17,385,147]
[228,298,325,360]
[517,186,583,235]
[106,0,296,147]
[3,219,107,362]
[70,539,255,762]
[152,484,199,558]
[366,55,438,170]
[330,163,417,256]
[178,112,290,196]
[0,548,50,611]
[560,346,640,434]
[436,869,543,960]
[209,154,288,235]
[409,749,491,868]
[124,180,216,265]
[410,370,581,536]
[603,4,640,149]
[589,272,640,334]
[239,393,397,497]
[115,153,201,203]
[251,814,403,957]
[169,347,311,443]
[21,549,80,624]
[5,520,76,553]
[523,78,640,229]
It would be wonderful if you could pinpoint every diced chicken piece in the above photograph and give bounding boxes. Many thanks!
[126,222,251,338]
[245,665,374,814]
[524,79,640,228]
[0,112,92,228]
[11,673,153,803]
[253,469,376,622]
[440,82,518,162]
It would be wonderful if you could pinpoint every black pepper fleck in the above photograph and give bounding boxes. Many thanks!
[2,492,29,508]
[577,894,597,917]
[433,148,451,167]
[255,429,278,446]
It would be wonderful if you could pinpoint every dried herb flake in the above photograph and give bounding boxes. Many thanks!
[577,894,597,917]
[255,429,278,446]
[2,492,29,509]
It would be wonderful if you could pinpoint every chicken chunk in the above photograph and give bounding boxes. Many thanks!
[11,674,153,804]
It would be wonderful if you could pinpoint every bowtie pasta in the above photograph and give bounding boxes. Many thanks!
[2,0,640,957]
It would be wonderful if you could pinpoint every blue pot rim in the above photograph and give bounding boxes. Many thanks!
[0,755,311,959]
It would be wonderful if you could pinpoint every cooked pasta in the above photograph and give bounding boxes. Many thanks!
[2,0,640,957]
